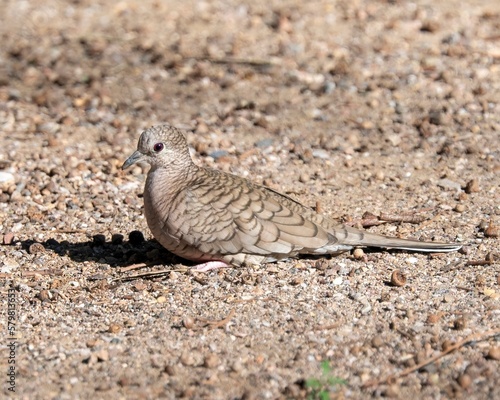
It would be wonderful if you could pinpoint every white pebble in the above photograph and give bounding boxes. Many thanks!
[1,258,19,273]
[332,276,343,286]
[119,181,140,192]
[0,171,15,184]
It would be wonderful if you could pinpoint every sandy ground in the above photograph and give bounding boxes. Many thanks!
[0,0,499,399]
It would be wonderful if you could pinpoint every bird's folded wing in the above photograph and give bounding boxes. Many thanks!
[173,172,334,257]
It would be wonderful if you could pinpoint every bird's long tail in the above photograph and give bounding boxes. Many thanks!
[330,224,462,253]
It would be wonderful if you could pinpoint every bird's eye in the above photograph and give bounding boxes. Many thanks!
[153,143,164,153]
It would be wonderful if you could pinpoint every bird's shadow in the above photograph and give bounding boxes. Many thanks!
[20,233,184,270]
[19,235,416,275]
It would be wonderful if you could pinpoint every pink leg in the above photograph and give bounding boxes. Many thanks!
[193,261,230,272]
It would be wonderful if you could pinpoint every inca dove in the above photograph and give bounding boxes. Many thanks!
[122,124,461,271]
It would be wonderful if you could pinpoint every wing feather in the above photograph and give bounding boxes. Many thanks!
[163,168,334,259]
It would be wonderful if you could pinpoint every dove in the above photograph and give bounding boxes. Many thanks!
[122,124,461,271]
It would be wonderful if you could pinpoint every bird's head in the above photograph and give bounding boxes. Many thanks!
[122,124,192,170]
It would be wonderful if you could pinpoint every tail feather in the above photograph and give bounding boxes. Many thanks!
[359,232,462,252]
[332,225,462,253]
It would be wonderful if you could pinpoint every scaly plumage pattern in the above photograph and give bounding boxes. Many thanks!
[122,124,461,269]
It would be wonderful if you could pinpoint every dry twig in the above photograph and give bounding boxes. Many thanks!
[22,269,64,277]
[197,308,236,329]
[363,328,500,388]
[193,56,274,67]
[313,322,343,331]
[379,212,427,224]
[119,262,148,272]
[114,267,189,282]
[466,259,494,266]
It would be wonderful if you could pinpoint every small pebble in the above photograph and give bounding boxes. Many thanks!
[486,346,500,360]
[231,360,243,372]
[314,259,329,271]
[464,179,480,194]
[454,204,466,213]
[255,138,273,149]
[332,276,343,286]
[443,294,454,303]
[209,150,229,160]
[3,232,15,245]
[134,281,147,291]
[96,349,109,362]
[478,220,489,231]
[421,20,440,33]
[371,335,384,348]
[484,223,498,238]
[385,384,400,398]
[427,313,442,324]
[183,317,195,329]
[453,316,467,330]
[164,365,177,376]
[108,324,121,334]
[86,339,102,348]
[169,271,179,280]
[1,258,19,273]
[437,178,462,192]
[353,248,365,259]
[38,289,53,302]
[203,353,219,368]
[0,171,15,188]
[29,242,45,254]
[299,173,310,183]
[457,373,472,389]
[459,246,471,255]
[390,270,407,287]
[442,340,454,351]
[180,351,195,366]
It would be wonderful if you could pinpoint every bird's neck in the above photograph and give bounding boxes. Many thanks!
[146,162,197,198]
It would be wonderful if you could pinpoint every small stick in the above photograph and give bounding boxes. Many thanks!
[466,259,494,266]
[192,56,274,67]
[22,269,64,277]
[313,322,343,331]
[417,214,440,229]
[362,328,500,388]
[114,268,189,282]
[379,213,427,224]
[198,308,236,329]
[437,261,465,274]
[119,263,148,272]
[346,209,436,228]
[345,215,384,228]
[359,218,386,228]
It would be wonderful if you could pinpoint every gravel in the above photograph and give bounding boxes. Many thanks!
[1,0,499,399]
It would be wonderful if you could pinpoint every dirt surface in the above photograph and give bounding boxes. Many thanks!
[1,0,499,399]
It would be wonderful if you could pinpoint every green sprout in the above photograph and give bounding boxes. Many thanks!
[305,361,347,400]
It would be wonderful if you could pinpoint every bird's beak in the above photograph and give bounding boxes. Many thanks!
[122,150,144,170]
